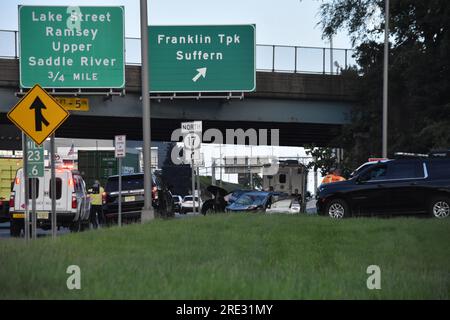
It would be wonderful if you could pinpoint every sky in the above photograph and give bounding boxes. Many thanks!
[0,0,350,188]
[0,0,352,48]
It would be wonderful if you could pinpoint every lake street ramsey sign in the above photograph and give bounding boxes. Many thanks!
[19,6,125,88]
[148,25,256,92]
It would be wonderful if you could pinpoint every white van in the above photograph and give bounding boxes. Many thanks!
[9,167,91,237]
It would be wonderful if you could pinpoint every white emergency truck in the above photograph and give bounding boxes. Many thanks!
[262,160,308,197]
[9,167,91,236]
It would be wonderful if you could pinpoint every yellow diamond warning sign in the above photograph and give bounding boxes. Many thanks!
[7,84,70,145]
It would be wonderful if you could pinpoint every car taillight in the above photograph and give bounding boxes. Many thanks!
[9,192,15,207]
[102,192,107,205]
[68,178,74,186]
[152,186,158,200]
[15,177,20,185]
[72,193,77,209]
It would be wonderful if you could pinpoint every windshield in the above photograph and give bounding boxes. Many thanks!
[350,163,374,178]
[184,196,199,201]
[235,194,267,206]
[105,175,152,192]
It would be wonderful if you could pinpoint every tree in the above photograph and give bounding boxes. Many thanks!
[318,0,450,168]
[304,145,338,176]
[239,172,263,189]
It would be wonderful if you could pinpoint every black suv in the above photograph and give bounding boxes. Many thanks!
[317,158,450,218]
[103,173,174,222]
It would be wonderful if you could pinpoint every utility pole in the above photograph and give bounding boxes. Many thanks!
[382,0,389,158]
[140,0,154,222]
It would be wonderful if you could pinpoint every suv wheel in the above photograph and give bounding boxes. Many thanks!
[326,199,350,219]
[429,197,450,219]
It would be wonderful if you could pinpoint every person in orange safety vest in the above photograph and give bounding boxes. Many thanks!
[321,168,346,184]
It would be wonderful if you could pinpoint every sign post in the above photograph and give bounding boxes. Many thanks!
[25,137,44,240]
[8,85,69,240]
[115,135,126,227]
[191,138,196,214]
[31,174,37,239]
[149,25,255,92]
[50,134,57,239]
[182,121,202,213]
[22,133,30,242]
[19,6,125,89]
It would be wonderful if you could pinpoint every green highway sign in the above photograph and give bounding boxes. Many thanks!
[19,6,125,88]
[149,25,256,92]
[26,137,44,177]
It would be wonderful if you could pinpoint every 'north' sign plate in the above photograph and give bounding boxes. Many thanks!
[181,121,202,133]
[19,6,125,88]
[149,25,256,92]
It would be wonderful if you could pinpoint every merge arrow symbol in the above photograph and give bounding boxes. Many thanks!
[192,67,207,82]
[29,96,50,132]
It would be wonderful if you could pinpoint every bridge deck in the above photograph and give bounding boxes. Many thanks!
[0,58,357,148]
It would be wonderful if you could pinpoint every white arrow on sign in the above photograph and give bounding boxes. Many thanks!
[192,67,207,82]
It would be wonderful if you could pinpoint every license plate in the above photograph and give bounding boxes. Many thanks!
[13,213,25,219]
[37,211,49,219]
[124,196,135,202]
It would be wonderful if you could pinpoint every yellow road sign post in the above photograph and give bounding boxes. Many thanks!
[7,84,70,145]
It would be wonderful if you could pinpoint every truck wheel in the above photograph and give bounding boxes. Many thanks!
[429,197,450,219]
[10,220,22,237]
[326,199,350,219]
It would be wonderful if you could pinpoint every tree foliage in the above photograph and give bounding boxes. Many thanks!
[304,145,338,176]
[317,0,450,170]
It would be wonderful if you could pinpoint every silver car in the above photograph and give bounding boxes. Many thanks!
[265,198,301,214]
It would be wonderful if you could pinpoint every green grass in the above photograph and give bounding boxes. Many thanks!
[0,214,449,299]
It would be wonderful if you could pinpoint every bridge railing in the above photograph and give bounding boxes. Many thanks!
[0,29,356,75]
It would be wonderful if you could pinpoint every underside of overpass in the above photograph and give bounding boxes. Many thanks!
[0,59,357,149]
[0,113,342,149]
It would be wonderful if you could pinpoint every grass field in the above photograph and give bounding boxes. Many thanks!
[0,214,449,299]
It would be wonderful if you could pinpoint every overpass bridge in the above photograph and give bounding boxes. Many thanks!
[0,43,357,149]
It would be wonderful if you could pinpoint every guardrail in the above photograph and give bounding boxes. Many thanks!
[0,29,356,75]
